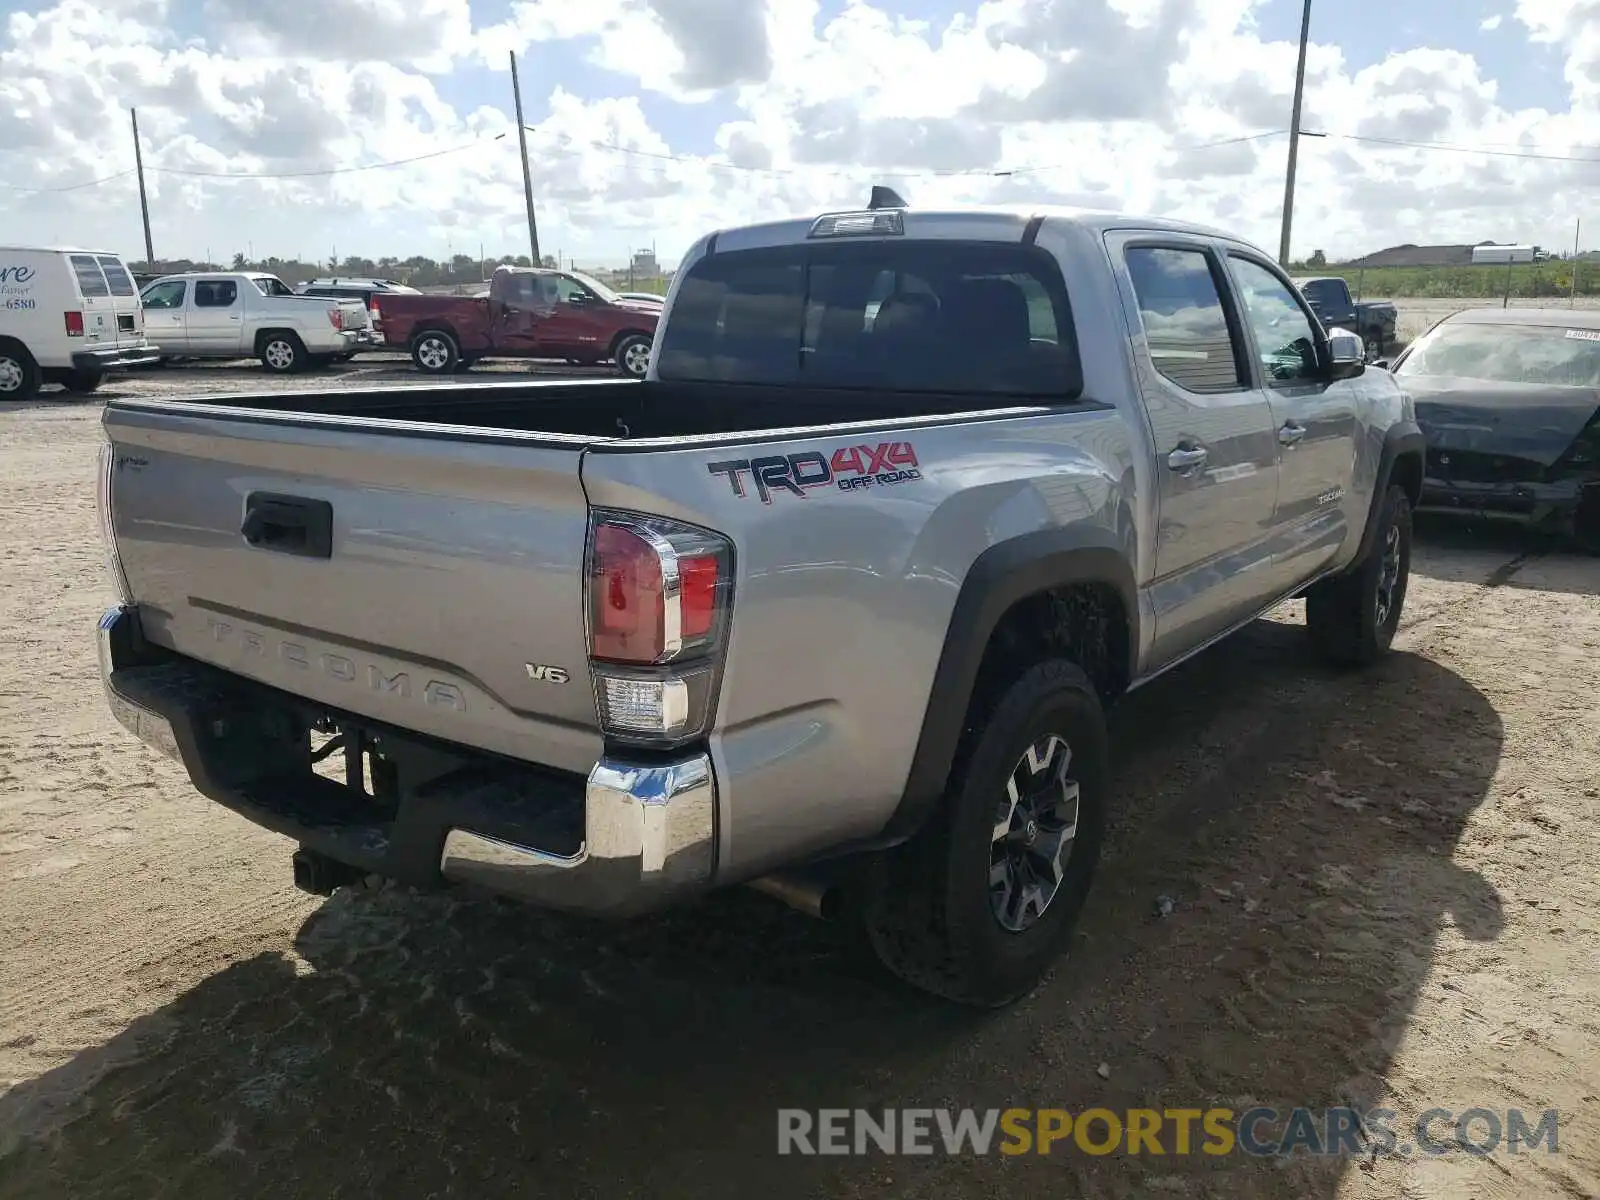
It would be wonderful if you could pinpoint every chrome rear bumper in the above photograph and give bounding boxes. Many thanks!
[99,604,717,916]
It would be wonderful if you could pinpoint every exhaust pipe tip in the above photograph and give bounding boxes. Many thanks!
[748,872,840,921]
[291,847,365,896]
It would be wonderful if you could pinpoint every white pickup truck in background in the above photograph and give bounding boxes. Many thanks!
[138,272,373,373]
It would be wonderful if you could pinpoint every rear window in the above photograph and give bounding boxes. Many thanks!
[68,255,110,298]
[96,256,136,297]
[1298,279,1341,307]
[1397,321,1600,388]
[655,241,1081,397]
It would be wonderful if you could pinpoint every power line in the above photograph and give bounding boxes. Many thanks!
[0,169,135,194]
[0,135,509,196]
[524,125,1289,179]
[1316,131,1600,164]
[148,134,508,179]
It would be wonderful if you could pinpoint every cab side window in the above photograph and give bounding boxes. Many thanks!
[1227,256,1322,384]
[554,275,592,305]
[1124,246,1245,394]
[193,280,238,308]
[141,281,186,310]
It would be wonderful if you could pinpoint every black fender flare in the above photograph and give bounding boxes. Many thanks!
[1351,421,1424,567]
[879,528,1140,844]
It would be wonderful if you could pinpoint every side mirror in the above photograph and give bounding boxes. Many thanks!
[1326,327,1366,380]
[565,292,588,306]
[1371,358,1392,372]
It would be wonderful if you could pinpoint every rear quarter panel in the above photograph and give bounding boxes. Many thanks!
[583,404,1142,880]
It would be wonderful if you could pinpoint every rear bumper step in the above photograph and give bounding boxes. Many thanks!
[74,343,161,371]
[98,605,717,916]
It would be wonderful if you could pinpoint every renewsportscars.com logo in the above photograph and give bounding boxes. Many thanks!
[707,441,922,503]
[776,1106,1563,1159]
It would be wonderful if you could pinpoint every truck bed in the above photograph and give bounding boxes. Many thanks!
[125,377,1053,442]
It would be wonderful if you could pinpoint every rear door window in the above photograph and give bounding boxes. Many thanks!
[1123,246,1245,394]
[68,255,111,298]
[655,240,1081,398]
[193,280,238,307]
[96,256,136,297]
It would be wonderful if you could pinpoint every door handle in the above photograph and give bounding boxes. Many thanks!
[241,492,333,559]
[1166,445,1209,472]
[1278,422,1306,446]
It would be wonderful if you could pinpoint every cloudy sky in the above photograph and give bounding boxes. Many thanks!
[0,0,1596,268]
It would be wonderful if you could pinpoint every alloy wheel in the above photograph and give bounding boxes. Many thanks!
[990,734,1081,933]
[1375,523,1402,628]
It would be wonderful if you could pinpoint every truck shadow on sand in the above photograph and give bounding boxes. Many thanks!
[0,618,1503,1200]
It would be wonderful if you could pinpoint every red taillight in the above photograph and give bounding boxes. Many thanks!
[584,512,733,746]
[64,311,84,337]
[327,307,343,330]
[590,523,665,662]
[678,554,719,639]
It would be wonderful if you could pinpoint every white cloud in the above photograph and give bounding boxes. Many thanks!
[0,0,1596,267]
[1481,13,1504,30]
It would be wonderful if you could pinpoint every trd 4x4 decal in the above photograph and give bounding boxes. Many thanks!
[706,441,922,503]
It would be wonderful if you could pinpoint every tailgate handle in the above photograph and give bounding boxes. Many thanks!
[241,493,333,559]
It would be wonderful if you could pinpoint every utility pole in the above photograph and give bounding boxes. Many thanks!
[509,51,542,264]
[1277,0,1313,267]
[1572,217,1582,307]
[130,108,155,267]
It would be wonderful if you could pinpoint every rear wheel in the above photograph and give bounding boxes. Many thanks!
[0,344,41,403]
[855,659,1108,1007]
[614,333,652,379]
[411,330,458,374]
[61,368,105,394]
[1306,483,1411,666]
[260,333,307,374]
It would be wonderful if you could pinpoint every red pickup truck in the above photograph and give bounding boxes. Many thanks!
[378,266,661,378]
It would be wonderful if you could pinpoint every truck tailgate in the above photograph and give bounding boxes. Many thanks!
[104,402,602,773]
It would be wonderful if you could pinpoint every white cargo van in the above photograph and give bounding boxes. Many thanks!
[0,246,160,402]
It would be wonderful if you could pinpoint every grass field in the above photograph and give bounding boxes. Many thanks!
[1317,261,1597,301]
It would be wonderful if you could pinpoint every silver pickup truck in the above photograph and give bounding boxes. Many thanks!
[95,197,1423,1006]
[138,272,374,372]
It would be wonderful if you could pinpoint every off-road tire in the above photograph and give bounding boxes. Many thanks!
[411,330,459,375]
[0,343,41,403]
[1306,483,1412,666]
[259,333,308,374]
[856,659,1109,1007]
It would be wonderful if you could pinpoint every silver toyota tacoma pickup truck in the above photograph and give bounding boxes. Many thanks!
[95,196,1423,1006]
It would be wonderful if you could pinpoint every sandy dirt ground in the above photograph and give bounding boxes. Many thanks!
[1,376,1598,1200]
